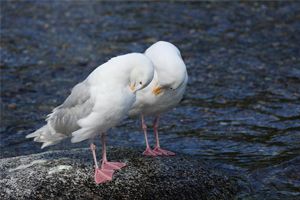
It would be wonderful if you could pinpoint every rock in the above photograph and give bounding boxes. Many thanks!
[0,148,237,200]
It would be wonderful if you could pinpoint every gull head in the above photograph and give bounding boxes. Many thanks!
[145,41,187,96]
[156,59,187,92]
[128,53,154,93]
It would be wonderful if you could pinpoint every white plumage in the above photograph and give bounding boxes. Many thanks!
[26,53,154,148]
[129,41,188,156]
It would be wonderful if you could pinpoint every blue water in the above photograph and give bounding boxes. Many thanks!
[1,2,300,199]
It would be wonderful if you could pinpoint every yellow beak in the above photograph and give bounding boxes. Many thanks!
[130,83,136,92]
[152,85,163,96]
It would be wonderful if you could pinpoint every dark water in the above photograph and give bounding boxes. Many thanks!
[1,1,300,199]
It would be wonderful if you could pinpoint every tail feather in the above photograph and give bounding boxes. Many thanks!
[26,126,47,138]
[71,128,96,143]
[26,125,67,148]
[41,141,60,149]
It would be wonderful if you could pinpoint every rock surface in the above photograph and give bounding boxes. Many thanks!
[0,148,237,200]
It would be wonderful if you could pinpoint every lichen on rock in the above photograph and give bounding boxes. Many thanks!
[0,148,237,200]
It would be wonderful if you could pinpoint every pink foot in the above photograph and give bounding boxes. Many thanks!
[153,147,176,156]
[102,161,126,170]
[142,148,158,157]
[94,167,114,184]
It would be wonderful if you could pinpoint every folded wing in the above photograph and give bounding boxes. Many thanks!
[26,81,94,148]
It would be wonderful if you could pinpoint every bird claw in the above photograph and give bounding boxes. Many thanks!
[94,167,114,184]
[153,147,176,156]
[102,161,126,170]
[143,148,158,157]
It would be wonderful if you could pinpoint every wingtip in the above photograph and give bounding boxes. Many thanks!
[70,137,79,143]
[41,142,51,149]
[26,132,38,139]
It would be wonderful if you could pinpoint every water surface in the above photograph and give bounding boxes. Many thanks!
[1,2,300,199]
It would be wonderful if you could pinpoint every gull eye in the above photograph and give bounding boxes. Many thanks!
[170,87,173,90]
[139,81,142,85]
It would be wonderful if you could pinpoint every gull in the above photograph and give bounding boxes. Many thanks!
[129,41,188,156]
[26,53,154,184]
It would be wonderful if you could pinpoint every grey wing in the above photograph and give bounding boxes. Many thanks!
[46,81,94,135]
[60,80,91,108]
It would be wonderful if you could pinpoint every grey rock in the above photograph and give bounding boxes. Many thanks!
[0,148,237,200]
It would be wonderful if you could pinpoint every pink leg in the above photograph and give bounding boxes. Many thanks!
[101,133,126,170]
[141,115,157,157]
[90,143,114,184]
[152,116,176,156]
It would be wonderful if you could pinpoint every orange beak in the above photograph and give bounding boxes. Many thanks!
[130,83,136,92]
[152,85,162,96]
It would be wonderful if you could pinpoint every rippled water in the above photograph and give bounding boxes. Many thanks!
[1,2,300,199]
